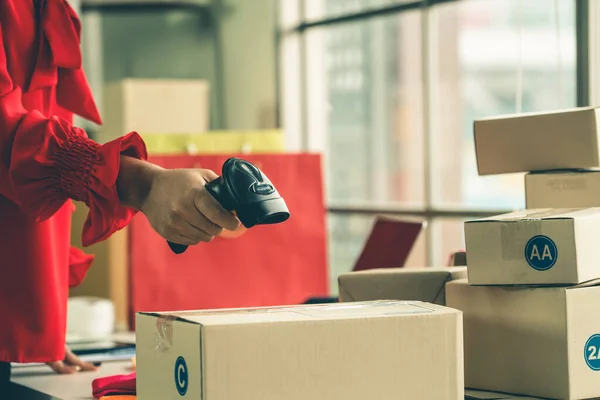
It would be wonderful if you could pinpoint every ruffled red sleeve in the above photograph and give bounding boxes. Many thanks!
[68,246,95,288]
[0,23,147,247]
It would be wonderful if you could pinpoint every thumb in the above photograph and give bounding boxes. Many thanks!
[200,169,219,182]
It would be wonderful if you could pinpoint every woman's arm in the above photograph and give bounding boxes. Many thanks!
[116,156,162,211]
[0,21,239,247]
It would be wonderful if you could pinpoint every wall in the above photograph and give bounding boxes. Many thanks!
[76,0,277,133]
[217,0,278,130]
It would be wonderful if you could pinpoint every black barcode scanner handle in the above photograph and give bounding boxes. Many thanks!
[167,158,290,254]
[167,242,189,255]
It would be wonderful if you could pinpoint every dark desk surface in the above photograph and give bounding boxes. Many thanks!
[6,383,60,400]
[7,361,132,400]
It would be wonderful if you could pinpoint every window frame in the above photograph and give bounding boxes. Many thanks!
[277,0,590,265]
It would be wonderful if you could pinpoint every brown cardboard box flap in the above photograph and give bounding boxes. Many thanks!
[142,300,453,326]
[465,389,547,399]
[569,277,600,289]
[469,208,600,223]
[454,277,600,290]
[338,267,467,304]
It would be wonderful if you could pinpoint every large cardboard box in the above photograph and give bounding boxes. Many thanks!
[447,279,600,400]
[474,107,600,175]
[98,78,210,142]
[136,301,464,400]
[338,267,467,305]
[465,208,600,285]
[525,170,600,209]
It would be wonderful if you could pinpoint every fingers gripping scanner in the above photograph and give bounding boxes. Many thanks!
[167,158,290,254]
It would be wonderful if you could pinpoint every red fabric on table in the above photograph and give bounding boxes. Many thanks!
[128,154,329,324]
[92,372,136,399]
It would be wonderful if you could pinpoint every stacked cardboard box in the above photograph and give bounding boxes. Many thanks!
[97,78,210,143]
[447,107,600,400]
[338,267,467,306]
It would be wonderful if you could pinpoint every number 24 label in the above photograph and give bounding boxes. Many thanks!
[585,335,600,371]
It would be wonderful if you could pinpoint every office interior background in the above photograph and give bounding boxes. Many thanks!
[71,0,596,294]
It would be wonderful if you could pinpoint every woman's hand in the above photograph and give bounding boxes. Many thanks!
[116,157,240,245]
[47,347,98,374]
[140,168,240,245]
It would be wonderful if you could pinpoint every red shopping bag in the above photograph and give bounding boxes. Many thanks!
[128,153,328,319]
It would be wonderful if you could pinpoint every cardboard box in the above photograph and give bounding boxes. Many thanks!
[447,279,600,400]
[69,202,129,331]
[338,267,467,305]
[525,170,600,209]
[136,301,464,400]
[474,107,600,175]
[98,78,210,142]
[465,208,600,285]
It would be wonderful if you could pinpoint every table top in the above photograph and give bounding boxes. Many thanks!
[8,363,544,400]
[9,361,133,400]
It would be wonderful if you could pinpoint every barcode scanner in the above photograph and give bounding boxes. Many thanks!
[167,158,290,254]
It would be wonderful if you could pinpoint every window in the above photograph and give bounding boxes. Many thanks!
[278,0,582,294]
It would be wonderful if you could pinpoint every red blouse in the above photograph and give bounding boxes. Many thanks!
[0,0,147,363]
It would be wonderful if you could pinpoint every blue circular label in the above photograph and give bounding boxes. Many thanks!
[524,235,558,271]
[585,334,600,371]
[174,356,188,396]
